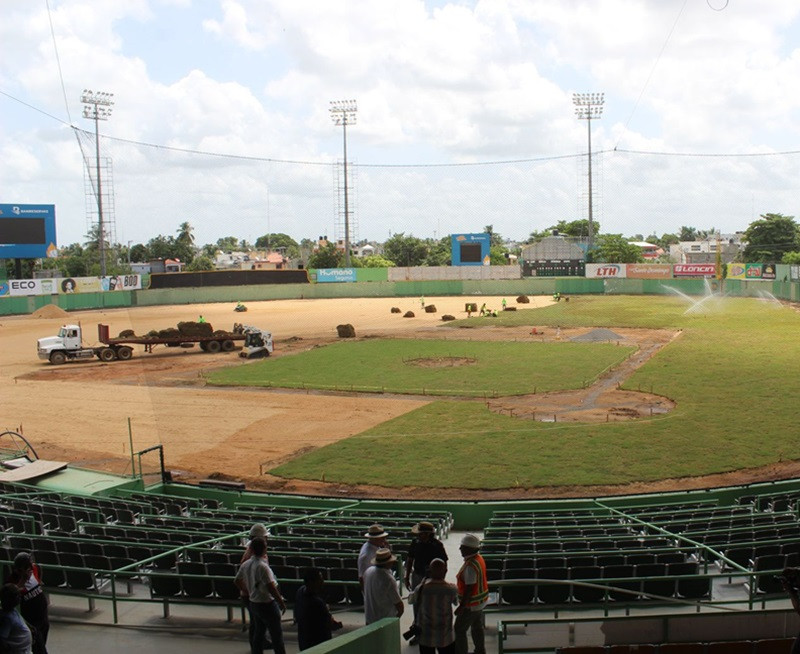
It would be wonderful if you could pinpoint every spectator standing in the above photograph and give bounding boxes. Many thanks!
[5,553,48,654]
[454,534,488,654]
[409,558,458,654]
[0,583,32,654]
[234,537,286,654]
[405,521,448,645]
[240,523,268,564]
[405,522,447,592]
[239,523,271,649]
[294,567,342,650]
[358,524,389,588]
[363,548,403,625]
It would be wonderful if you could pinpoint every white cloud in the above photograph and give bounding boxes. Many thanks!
[3,0,800,247]
[202,0,269,50]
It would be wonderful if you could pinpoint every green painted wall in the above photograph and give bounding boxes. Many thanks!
[354,268,389,282]
[304,618,400,654]
[1,277,798,316]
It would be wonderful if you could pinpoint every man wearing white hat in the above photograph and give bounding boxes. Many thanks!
[358,524,389,588]
[363,548,404,625]
[454,534,488,654]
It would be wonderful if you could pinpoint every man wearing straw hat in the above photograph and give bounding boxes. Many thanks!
[405,522,447,592]
[454,534,489,654]
[363,548,404,625]
[358,524,389,588]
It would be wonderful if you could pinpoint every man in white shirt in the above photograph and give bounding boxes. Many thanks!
[363,547,404,625]
[358,524,389,588]
[234,537,287,654]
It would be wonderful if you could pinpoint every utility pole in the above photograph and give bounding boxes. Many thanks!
[81,89,114,277]
[573,92,604,252]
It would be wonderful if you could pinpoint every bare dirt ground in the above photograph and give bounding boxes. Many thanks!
[487,328,679,423]
[3,294,796,499]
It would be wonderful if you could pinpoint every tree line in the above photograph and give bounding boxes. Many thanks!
[6,214,800,279]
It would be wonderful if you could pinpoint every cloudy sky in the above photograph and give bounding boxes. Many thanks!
[2,0,800,249]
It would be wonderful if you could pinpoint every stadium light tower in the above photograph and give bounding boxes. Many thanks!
[573,92,604,252]
[81,89,114,277]
[329,99,357,267]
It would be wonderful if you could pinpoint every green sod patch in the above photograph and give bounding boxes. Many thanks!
[207,339,635,397]
[271,296,800,489]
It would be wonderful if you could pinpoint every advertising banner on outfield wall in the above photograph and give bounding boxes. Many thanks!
[626,264,672,279]
[0,275,141,297]
[791,265,800,281]
[726,263,776,280]
[726,263,746,279]
[313,268,357,283]
[585,263,626,278]
[673,264,716,277]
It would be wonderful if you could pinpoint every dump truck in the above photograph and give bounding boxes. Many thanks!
[37,322,273,364]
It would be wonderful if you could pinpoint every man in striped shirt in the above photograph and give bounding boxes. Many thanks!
[409,558,458,654]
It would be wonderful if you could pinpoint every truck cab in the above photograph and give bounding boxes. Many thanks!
[37,324,92,363]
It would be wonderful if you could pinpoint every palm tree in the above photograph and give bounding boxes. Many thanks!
[176,222,195,246]
[175,222,196,264]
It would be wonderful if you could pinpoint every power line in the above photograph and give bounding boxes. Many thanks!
[615,147,800,158]
[614,0,689,150]
[5,87,800,167]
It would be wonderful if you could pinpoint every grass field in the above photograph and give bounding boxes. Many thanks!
[270,296,800,490]
[207,338,634,396]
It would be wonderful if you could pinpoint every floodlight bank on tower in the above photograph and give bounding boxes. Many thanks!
[329,99,357,267]
[81,89,115,277]
[572,92,604,251]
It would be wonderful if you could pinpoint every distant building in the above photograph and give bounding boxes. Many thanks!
[669,235,743,264]
[131,262,150,275]
[213,250,251,269]
[353,242,384,257]
[250,252,287,270]
[164,258,184,273]
[629,241,664,260]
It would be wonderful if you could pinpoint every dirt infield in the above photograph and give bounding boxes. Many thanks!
[3,294,794,499]
[1,296,538,486]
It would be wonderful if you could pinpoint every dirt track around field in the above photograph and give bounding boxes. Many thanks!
[3,295,795,499]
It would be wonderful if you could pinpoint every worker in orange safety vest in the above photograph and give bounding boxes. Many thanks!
[454,533,488,654]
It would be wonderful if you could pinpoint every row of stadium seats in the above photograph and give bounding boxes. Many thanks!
[557,639,796,654]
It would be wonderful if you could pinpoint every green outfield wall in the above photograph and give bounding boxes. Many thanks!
[1,275,797,316]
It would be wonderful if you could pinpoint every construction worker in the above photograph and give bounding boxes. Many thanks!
[501,298,507,310]
[454,534,488,654]
[198,315,207,323]
[479,303,487,316]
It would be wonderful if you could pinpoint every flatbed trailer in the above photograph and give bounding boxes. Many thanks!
[97,324,245,354]
[37,322,270,364]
